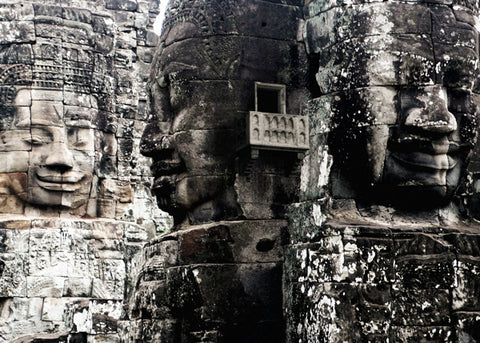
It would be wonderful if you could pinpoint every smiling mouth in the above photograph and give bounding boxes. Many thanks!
[152,175,178,208]
[390,151,457,171]
[35,171,86,192]
[387,137,465,171]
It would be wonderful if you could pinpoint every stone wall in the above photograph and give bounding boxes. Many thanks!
[284,0,480,342]
[0,1,168,342]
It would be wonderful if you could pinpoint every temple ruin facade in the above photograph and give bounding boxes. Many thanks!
[1,0,480,342]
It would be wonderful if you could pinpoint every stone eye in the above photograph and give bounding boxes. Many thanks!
[26,130,53,146]
[68,128,90,148]
[31,135,46,145]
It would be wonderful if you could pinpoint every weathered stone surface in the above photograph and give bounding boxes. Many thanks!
[0,21,35,44]
[0,7,164,338]
[0,219,150,342]
[105,0,138,12]
[285,223,480,341]
[131,221,287,342]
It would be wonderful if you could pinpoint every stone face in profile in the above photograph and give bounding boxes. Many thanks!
[307,2,480,207]
[141,0,307,225]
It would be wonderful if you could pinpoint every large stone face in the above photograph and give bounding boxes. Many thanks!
[0,1,166,342]
[131,0,307,341]
[140,0,308,226]
[0,1,165,225]
[305,1,480,208]
[285,1,480,342]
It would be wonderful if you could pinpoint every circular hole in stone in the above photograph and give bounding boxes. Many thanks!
[256,238,275,252]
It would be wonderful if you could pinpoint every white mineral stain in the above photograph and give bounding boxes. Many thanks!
[421,301,431,310]
[73,308,91,333]
[300,154,310,192]
[313,204,323,226]
[367,250,375,263]
[317,150,332,188]
[192,269,201,284]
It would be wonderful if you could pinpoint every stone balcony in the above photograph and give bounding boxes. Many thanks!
[247,111,309,153]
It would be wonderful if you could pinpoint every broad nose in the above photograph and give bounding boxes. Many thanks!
[140,78,174,157]
[140,119,173,157]
[404,85,457,134]
[45,141,74,172]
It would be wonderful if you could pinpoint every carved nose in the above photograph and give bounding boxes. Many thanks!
[140,120,173,157]
[404,87,457,134]
[46,142,74,171]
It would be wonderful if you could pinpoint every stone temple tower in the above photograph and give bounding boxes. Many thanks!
[0,1,164,342]
[129,0,308,341]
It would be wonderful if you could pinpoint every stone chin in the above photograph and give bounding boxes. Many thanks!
[153,174,236,224]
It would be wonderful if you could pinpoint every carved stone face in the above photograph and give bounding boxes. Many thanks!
[141,0,307,224]
[140,41,245,224]
[330,83,477,205]
[9,89,95,208]
[311,4,480,206]
[382,85,476,202]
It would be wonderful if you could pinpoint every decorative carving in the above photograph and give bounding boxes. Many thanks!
[0,2,163,342]
[305,2,480,208]
[247,112,309,151]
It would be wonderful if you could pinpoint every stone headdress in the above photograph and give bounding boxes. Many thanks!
[0,4,115,105]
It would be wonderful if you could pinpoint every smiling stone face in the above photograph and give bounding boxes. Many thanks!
[306,2,480,206]
[7,89,96,208]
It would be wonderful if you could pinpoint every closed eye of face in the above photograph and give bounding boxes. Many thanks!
[67,127,92,149]
[25,127,54,146]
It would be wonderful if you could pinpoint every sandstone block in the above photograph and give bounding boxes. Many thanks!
[392,288,451,326]
[0,21,35,44]
[27,276,65,297]
[0,253,27,296]
[0,152,29,173]
[391,325,452,342]
[42,297,68,322]
[106,0,138,11]
[452,257,480,311]
[0,130,32,152]
[0,3,34,21]
[64,277,93,297]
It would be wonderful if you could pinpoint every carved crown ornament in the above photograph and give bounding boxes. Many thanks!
[0,60,112,104]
